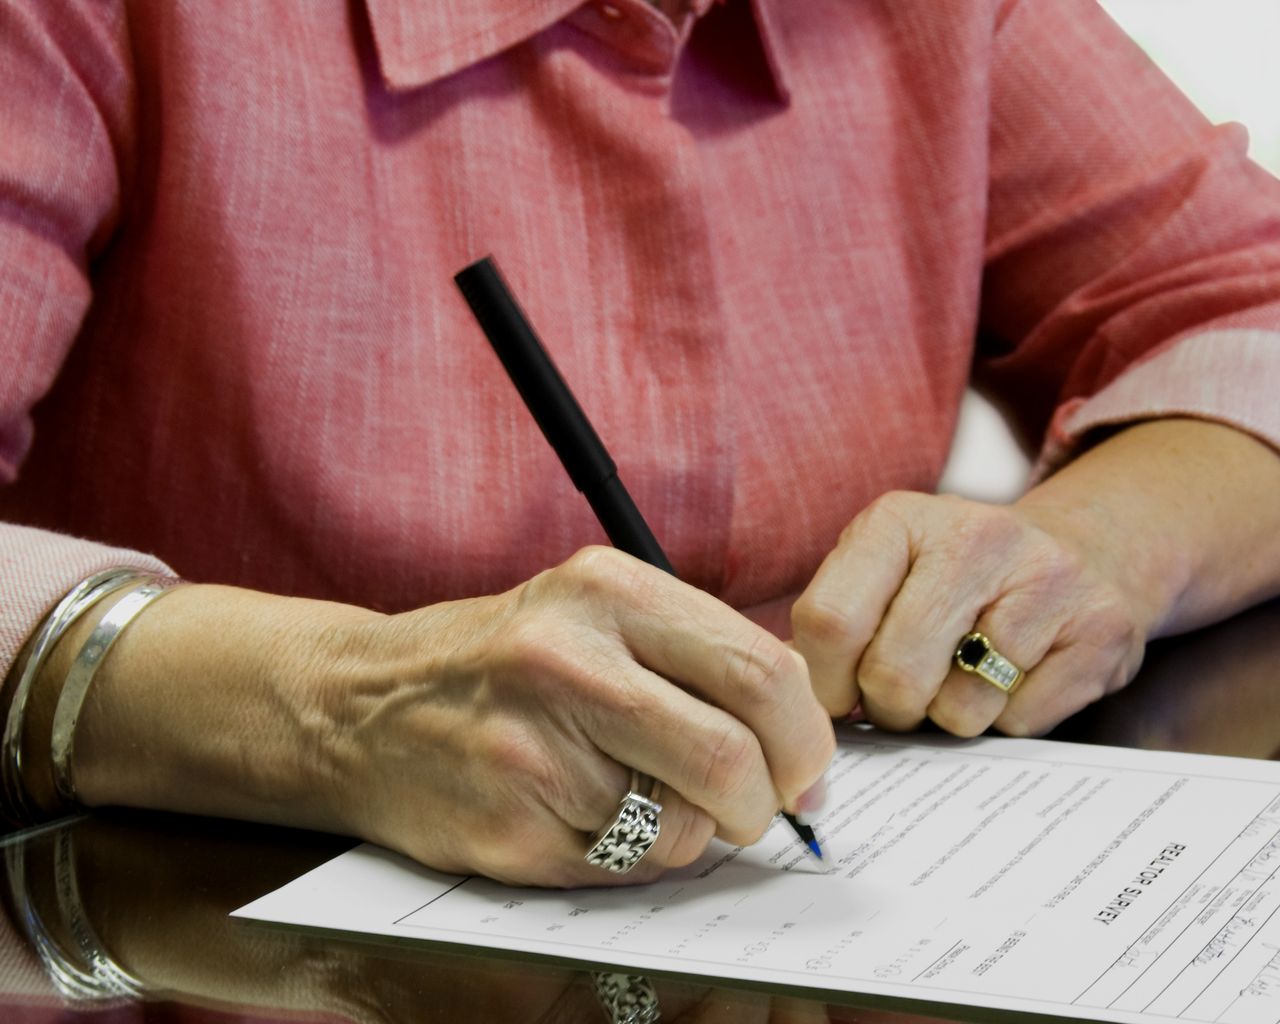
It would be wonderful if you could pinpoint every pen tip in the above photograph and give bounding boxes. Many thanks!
[782,812,822,860]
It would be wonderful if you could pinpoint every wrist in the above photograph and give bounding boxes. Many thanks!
[4,572,166,824]
[303,599,465,848]
[1015,417,1280,640]
[1013,490,1188,642]
[70,584,383,835]
[20,587,136,818]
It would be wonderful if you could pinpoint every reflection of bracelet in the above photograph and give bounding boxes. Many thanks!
[51,578,179,803]
[5,827,146,1002]
[1,570,150,825]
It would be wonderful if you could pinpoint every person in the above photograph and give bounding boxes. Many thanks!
[1,0,1278,888]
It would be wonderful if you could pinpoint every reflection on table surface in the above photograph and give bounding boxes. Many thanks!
[1,598,1276,1024]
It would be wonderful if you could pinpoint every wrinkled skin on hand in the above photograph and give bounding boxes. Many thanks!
[792,491,1149,738]
[323,546,835,886]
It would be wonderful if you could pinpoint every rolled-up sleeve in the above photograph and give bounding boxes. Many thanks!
[0,1,173,677]
[975,0,1280,478]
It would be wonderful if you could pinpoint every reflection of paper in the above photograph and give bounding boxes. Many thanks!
[234,730,1280,1023]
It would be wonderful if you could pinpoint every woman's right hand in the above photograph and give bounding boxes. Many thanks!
[64,547,834,886]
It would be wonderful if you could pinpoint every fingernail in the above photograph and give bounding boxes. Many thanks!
[792,775,828,826]
[840,703,866,724]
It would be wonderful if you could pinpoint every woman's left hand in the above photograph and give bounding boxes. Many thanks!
[790,490,1154,737]
[789,420,1280,740]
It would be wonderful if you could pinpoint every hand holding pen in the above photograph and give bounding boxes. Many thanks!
[37,261,833,891]
[456,256,832,877]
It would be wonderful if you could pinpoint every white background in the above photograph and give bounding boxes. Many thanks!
[938,0,1280,503]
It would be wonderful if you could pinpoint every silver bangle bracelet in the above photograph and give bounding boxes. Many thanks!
[51,578,179,804]
[1,570,151,824]
[5,828,146,1002]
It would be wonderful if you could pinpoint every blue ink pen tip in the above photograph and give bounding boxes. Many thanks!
[783,813,822,860]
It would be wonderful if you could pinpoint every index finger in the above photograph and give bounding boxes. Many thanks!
[791,499,913,717]
[586,551,836,812]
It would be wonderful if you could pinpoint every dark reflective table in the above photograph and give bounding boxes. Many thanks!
[1,598,1276,1024]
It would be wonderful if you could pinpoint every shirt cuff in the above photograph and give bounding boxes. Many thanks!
[1033,328,1280,480]
[0,524,175,680]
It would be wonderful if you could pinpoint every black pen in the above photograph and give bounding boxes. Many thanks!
[454,255,823,861]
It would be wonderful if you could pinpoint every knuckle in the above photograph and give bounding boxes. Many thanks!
[559,545,645,601]
[951,502,1011,558]
[859,654,929,715]
[688,722,760,802]
[563,543,621,579]
[1076,591,1141,657]
[481,722,552,790]
[791,596,861,654]
[722,632,793,712]
[839,491,911,547]
[500,613,619,696]
[597,678,654,738]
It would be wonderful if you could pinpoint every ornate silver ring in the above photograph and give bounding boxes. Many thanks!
[585,770,663,874]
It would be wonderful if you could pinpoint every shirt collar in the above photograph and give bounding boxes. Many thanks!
[360,0,790,100]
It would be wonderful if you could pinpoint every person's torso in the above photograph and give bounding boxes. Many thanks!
[5,0,996,610]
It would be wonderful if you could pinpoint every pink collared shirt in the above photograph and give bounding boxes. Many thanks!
[2,0,1280,674]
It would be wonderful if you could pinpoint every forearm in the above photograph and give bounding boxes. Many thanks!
[1015,418,1280,639]
[28,584,377,831]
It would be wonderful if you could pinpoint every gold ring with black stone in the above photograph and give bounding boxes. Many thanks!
[954,631,1024,694]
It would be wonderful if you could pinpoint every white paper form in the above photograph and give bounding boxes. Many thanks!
[234,731,1280,1023]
